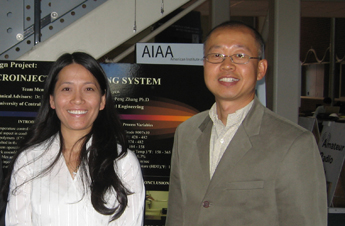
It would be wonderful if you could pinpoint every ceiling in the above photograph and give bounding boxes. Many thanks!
[190,0,345,18]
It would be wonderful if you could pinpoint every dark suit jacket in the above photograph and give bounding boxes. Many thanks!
[166,98,327,226]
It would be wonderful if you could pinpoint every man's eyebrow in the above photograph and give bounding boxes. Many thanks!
[206,45,223,52]
[207,44,251,52]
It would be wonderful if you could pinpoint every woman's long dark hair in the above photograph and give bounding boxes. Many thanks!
[2,52,130,221]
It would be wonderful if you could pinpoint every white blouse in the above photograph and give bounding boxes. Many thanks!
[6,135,145,226]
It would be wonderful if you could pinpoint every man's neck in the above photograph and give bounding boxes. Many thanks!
[216,98,255,125]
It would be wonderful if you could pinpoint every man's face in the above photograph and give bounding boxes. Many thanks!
[203,26,266,109]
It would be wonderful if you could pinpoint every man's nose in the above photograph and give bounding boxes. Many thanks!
[220,56,236,70]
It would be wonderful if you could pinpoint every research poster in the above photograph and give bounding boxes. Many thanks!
[0,61,52,173]
[0,61,214,225]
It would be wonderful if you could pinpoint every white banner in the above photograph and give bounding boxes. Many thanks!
[136,43,204,66]
[318,121,345,206]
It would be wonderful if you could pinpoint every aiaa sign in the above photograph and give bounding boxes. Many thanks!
[136,43,203,66]
[141,45,173,58]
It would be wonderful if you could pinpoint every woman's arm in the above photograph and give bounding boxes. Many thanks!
[111,149,145,226]
[6,154,33,226]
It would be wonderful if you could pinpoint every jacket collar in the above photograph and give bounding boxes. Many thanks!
[196,97,265,187]
[198,97,264,136]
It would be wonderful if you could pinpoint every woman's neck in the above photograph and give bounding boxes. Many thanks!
[60,128,89,153]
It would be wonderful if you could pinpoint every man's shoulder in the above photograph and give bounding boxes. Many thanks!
[179,110,210,128]
[174,110,210,135]
[261,106,308,134]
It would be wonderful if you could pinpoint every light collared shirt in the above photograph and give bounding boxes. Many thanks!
[209,100,254,178]
[6,134,145,226]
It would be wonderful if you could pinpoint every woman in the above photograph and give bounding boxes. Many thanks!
[2,52,145,225]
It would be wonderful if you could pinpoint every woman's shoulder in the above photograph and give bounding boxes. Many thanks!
[15,135,59,166]
[115,145,144,190]
[115,144,141,174]
[116,144,139,164]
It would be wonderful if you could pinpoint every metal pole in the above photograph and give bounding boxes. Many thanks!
[34,0,41,45]
[329,18,336,105]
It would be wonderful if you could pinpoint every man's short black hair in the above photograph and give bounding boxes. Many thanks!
[204,20,265,58]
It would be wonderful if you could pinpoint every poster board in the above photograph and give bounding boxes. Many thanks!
[0,61,52,172]
[318,121,345,207]
[102,63,214,224]
[298,116,320,143]
[0,60,214,225]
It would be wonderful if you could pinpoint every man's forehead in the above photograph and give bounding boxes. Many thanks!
[206,27,255,45]
[204,26,259,53]
[211,26,255,39]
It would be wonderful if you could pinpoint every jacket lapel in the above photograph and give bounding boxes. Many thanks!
[207,98,265,191]
[196,116,212,181]
[208,126,252,190]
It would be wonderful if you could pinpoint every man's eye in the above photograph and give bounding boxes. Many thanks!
[214,53,223,58]
[235,53,245,58]
[62,87,70,91]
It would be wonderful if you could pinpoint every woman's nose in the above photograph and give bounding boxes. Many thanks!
[71,91,84,104]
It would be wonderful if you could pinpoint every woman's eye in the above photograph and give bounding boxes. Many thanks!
[62,87,70,91]
[86,87,95,91]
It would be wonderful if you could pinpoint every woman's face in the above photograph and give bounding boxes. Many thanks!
[50,63,106,136]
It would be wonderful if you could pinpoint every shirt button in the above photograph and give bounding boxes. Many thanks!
[203,201,210,208]
[220,138,224,143]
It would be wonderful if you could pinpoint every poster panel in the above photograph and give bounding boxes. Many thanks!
[101,63,214,225]
[318,121,345,207]
[0,61,53,173]
[0,61,214,225]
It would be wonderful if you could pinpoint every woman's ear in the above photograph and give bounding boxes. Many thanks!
[99,94,106,110]
[50,95,56,109]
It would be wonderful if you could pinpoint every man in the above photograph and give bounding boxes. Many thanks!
[165,21,327,226]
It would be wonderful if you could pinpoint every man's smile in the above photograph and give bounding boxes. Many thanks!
[218,77,240,82]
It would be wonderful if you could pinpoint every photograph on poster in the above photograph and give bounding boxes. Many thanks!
[145,190,169,221]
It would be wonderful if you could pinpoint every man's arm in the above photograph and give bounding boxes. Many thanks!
[276,131,327,226]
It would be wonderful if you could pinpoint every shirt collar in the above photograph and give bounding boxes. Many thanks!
[209,99,254,130]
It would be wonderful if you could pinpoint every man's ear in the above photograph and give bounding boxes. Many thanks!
[257,59,267,81]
